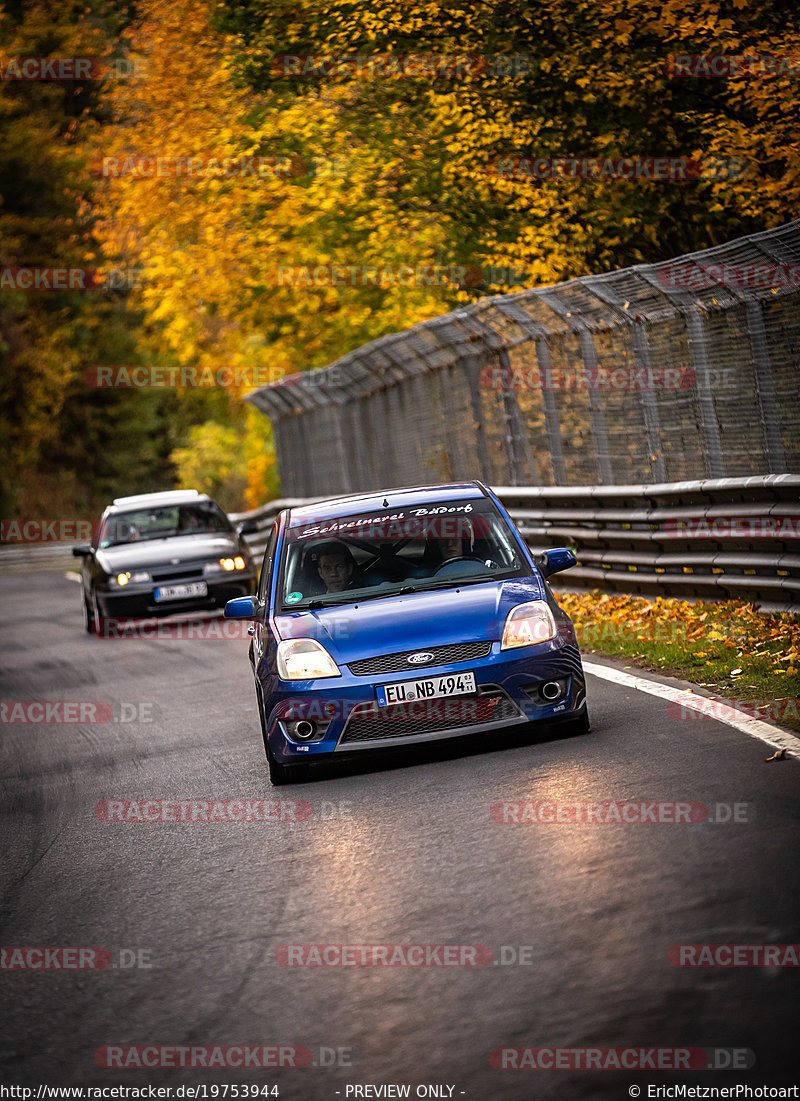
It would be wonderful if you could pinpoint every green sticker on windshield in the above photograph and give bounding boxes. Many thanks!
[286,591,303,604]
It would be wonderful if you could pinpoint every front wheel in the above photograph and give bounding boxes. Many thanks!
[267,750,308,786]
[555,705,591,737]
[256,679,308,785]
[83,587,100,635]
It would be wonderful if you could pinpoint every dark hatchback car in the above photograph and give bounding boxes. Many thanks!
[73,490,257,633]
[224,480,589,783]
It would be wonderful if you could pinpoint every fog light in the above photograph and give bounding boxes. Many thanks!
[522,677,569,706]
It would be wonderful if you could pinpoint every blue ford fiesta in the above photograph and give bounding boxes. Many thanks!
[225,481,589,784]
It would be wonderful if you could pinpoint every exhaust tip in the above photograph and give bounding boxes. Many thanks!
[294,720,315,740]
[541,681,562,702]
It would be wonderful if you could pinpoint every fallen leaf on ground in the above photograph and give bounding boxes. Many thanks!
[764,748,787,762]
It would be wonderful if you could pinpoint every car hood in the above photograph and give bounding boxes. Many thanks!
[96,533,242,570]
[273,576,546,663]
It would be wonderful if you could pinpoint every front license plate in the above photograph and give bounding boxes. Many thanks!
[153,581,208,602]
[376,671,477,707]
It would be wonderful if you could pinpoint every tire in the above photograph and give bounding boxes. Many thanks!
[556,705,591,737]
[83,588,100,635]
[267,751,307,786]
[255,679,308,785]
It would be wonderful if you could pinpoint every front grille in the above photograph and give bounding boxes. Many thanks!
[339,689,520,745]
[348,640,492,677]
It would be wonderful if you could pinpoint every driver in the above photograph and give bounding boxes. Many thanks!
[314,541,360,593]
[429,518,476,564]
[178,507,203,533]
[438,535,464,562]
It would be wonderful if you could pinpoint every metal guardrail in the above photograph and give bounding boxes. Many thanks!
[6,478,798,608]
[231,477,800,608]
[495,475,800,606]
[0,543,85,571]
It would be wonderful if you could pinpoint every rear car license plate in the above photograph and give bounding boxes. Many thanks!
[153,581,208,602]
[376,671,476,707]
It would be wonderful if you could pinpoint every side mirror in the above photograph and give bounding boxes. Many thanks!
[224,595,258,619]
[236,519,259,537]
[72,544,93,557]
[539,547,577,578]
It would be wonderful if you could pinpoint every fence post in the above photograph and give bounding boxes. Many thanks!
[745,301,787,475]
[465,354,493,483]
[534,335,567,484]
[634,269,725,479]
[581,277,667,482]
[538,290,614,484]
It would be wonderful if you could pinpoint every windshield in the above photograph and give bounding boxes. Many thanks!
[98,503,232,547]
[277,497,527,610]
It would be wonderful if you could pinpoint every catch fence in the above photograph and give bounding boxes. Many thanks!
[247,220,800,495]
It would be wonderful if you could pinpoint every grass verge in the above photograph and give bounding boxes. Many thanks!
[555,590,800,737]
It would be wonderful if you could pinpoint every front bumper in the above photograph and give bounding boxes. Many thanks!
[259,640,586,765]
[96,576,255,620]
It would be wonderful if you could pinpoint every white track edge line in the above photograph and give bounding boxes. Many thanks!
[583,660,800,758]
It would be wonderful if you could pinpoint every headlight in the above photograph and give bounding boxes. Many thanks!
[501,601,557,650]
[277,639,341,680]
[209,556,248,573]
[109,570,150,588]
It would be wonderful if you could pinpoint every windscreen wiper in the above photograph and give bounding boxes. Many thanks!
[419,576,501,591]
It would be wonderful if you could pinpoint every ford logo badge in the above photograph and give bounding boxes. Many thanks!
[407,652,435,665]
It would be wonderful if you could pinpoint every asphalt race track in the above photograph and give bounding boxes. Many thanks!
[1,571,798,1100]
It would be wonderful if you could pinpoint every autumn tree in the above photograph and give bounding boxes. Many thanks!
[217,0,800,280]
[0,0,185,518]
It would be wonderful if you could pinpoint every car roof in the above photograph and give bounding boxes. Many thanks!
[109,490,211,511]
[287,481,490,526]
